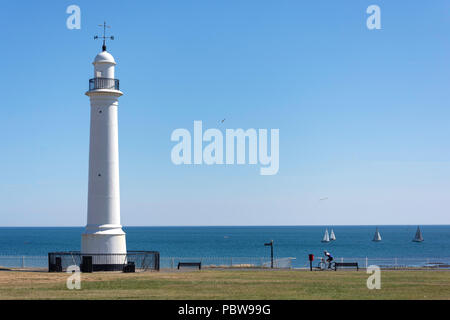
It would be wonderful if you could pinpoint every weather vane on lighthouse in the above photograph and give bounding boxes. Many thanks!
[94,21,114,51]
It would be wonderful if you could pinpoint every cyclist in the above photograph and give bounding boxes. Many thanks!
[324,250,334,269]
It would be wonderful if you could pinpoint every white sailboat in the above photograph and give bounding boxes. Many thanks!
[412,226,424,242]
[372,227,382,242]
[321,228,330,243]
[330,229,336,241]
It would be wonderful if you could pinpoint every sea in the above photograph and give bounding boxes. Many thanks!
[0,225,449,268]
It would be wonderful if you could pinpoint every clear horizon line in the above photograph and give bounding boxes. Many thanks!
[0,224,448,228]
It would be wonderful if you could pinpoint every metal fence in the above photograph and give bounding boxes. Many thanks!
[1,255,449,270]
[0,256,48,269]
[301,257,450,270]
[332,257,450,269]
[47,251,159,272]
[160,257,296,269]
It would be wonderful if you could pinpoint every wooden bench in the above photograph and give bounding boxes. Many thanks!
[177,262,201,270]
[334,262,359,271]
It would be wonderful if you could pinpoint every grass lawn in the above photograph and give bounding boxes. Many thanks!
[0,269,449,300]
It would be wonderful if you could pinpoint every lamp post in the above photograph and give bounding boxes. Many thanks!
[264,240,274,268]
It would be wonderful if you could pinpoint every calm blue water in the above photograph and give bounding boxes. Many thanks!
[0,226,449,261]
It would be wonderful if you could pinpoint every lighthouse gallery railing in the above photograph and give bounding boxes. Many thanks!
[89,77,120,91]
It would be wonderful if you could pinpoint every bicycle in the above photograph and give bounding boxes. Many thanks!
[317,257,335,271]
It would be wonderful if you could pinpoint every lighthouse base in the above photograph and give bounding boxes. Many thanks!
[81,224,126,250]
[81,225,127,271]
[81,233,127,254]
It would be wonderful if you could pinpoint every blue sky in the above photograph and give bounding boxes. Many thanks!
[0,1,449,226]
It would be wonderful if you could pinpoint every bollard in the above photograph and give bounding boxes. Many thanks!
[308,254,314,271]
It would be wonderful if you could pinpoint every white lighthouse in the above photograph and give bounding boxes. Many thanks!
[81,29,126,269]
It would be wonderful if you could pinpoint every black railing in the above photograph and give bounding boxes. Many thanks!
[48,251,160,272]
[89,77,120,91]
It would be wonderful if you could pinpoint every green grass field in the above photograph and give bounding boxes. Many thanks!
[0,269,449,300]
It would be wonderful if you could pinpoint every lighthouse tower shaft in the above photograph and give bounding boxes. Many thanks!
[81,50,126,258]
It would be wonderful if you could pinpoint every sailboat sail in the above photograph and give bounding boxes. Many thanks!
[330,229,336,241]
[413,226,424,242]
[373,227,382,242]
[322,229,330,242]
